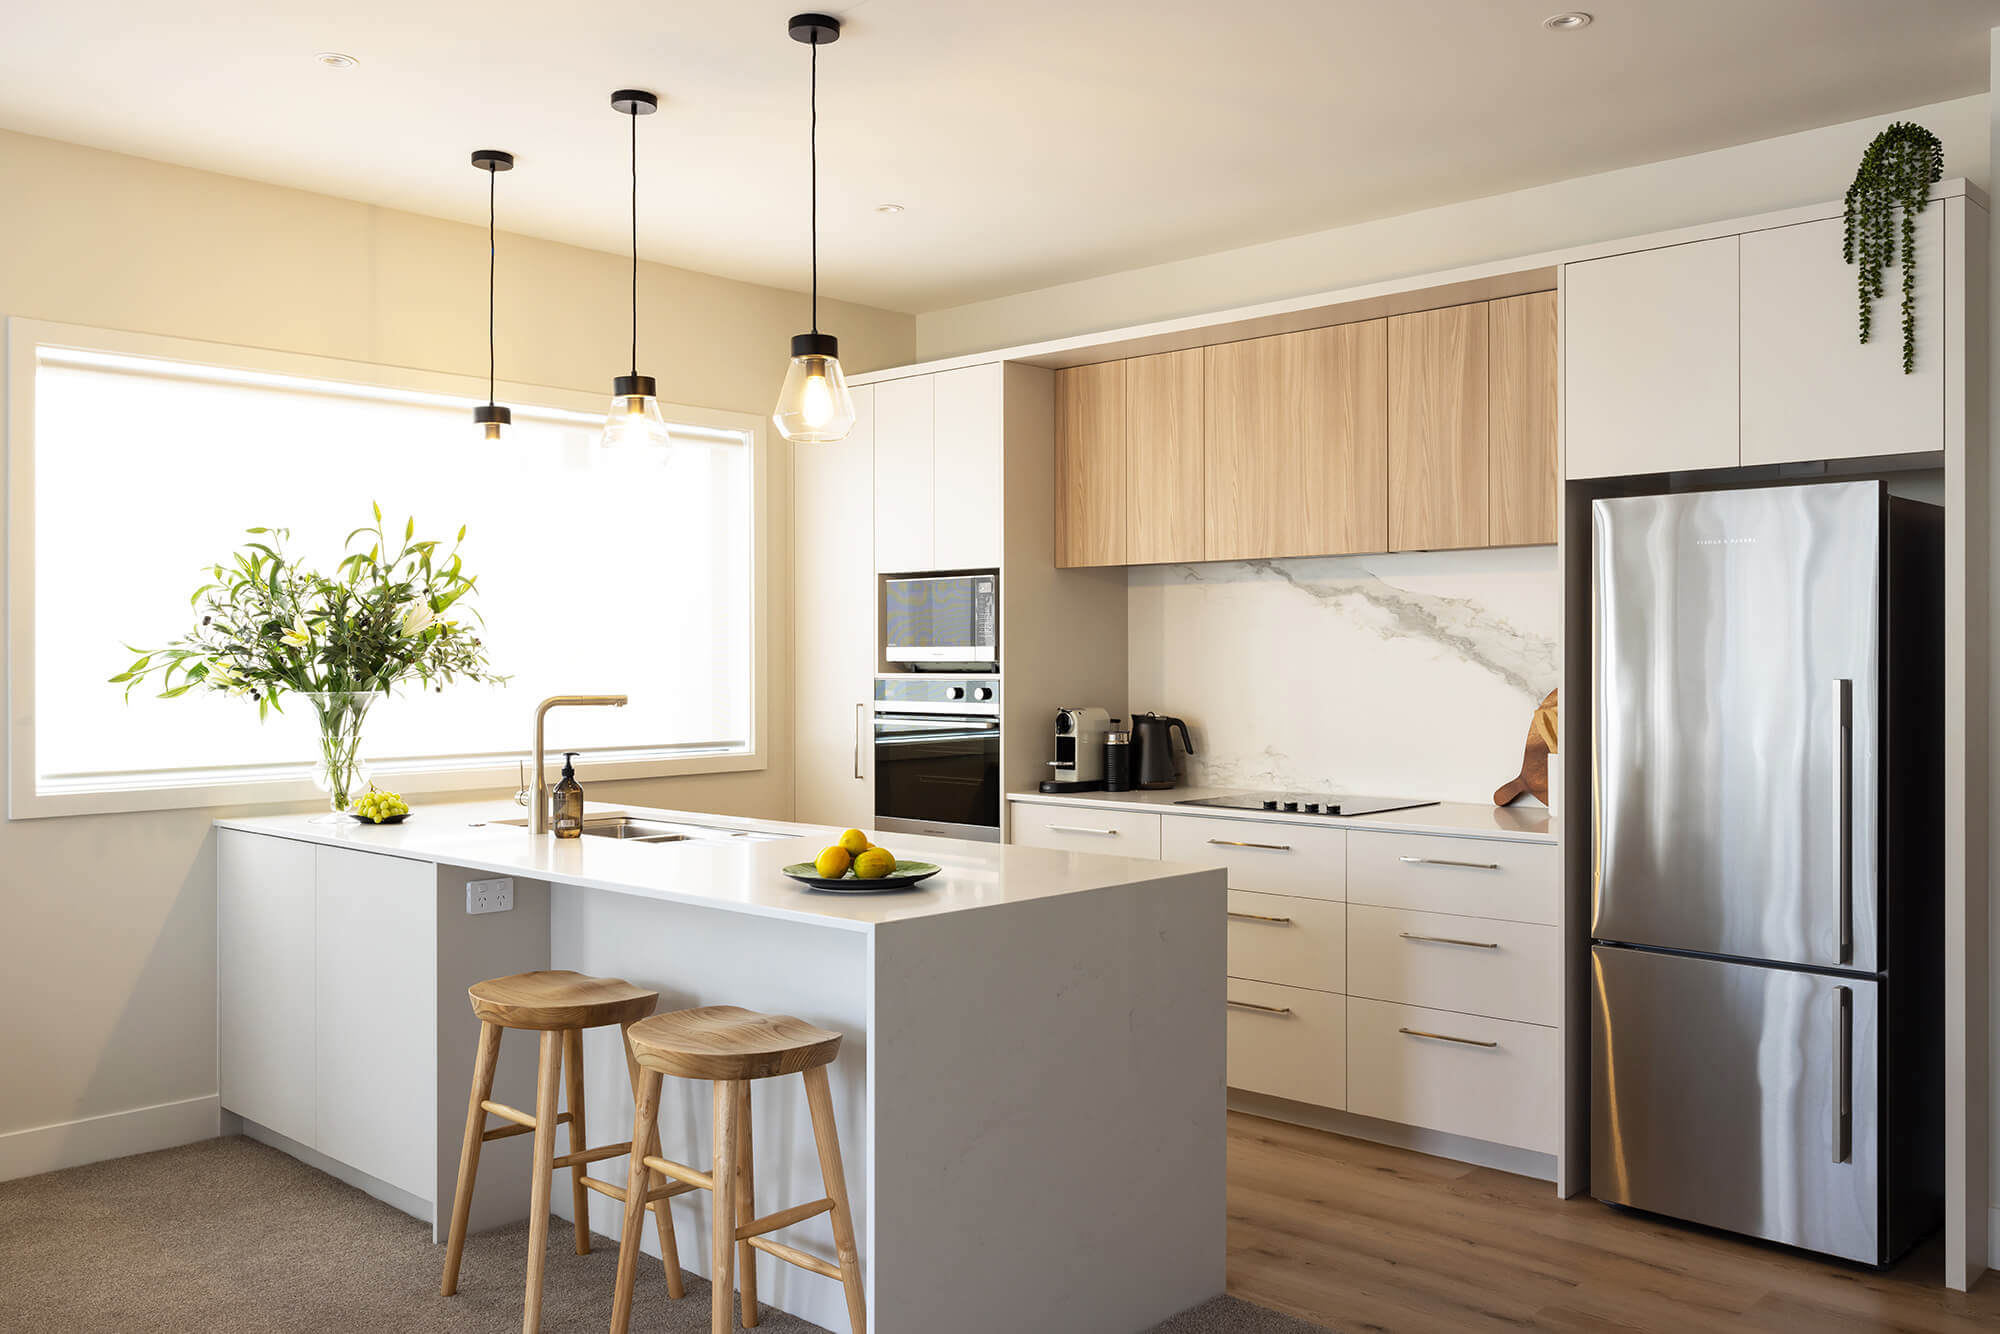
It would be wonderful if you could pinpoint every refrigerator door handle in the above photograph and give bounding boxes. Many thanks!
[1833,678,1853,965]
[1833,984,1853,1164]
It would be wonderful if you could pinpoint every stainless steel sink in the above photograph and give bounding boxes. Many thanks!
[487,814,790,844]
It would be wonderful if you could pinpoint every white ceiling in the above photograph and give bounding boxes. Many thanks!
[3,1,1998,314]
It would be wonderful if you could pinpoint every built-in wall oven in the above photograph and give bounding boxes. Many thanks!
[873,676,1000,842]
[882,572,997,670]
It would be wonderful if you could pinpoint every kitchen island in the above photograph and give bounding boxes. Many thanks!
[213,800,1225,1334]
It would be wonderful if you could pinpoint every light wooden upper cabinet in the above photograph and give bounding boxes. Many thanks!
[1564,236,1740,479]
[1054,360,1127,567]
[873,375,935,572]
[1124,349,1204,565]
[1204,321,1388,561]
[932,365,1004,569]
[1488,291,1558,546]
[1740,214,1944,465]
[1389,304,1489,551]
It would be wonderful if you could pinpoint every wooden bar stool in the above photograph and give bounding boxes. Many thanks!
[440,969,688,1333]
[610,1005,865,1334]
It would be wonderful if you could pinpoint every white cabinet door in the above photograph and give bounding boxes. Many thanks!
[218,830,317,1146]
[314,845,437,1199]
[1564,236,1739,479]
[795,383,877,828]
[930,364,1004,569]
[873,375,935,572]
[1008,802,1162,857]
[1740,214,1944,464]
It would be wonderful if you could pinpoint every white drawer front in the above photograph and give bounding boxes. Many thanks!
[1226,980,1345,1110]
[1347,997,1558,1153]
[1009,803,1162,858]
[1228,890,1345,993]
[1162,815,1345,901]
[1346,831,1557,924]
[1346,905,1559,1025]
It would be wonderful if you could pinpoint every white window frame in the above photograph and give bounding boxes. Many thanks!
[5,317,771,819]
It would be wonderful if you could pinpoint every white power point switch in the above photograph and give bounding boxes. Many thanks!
[466,877,514,915]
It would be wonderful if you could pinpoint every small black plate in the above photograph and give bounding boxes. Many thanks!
[346,811,411,826]
[781,860,941,893]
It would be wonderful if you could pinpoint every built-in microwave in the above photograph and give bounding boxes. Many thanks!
[882,572,997,669]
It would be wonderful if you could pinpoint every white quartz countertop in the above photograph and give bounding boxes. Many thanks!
[1007,786,1556,843]
[215,799,1212,933]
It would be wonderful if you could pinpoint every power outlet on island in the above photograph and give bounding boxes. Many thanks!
[466,877,514,915]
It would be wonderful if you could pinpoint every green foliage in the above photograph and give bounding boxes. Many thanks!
[113,507,507,716]
[1842,121,1942,374]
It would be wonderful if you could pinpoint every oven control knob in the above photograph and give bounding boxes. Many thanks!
[1261,799,1280,810]
[973,686,994,701]
[947,686,966,701]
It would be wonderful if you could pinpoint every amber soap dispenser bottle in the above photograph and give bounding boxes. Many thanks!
[552,752,584,839]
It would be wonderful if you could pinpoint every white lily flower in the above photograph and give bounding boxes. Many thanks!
[400,602,436,637]
[206,661,246,694]
[280,614,312,648]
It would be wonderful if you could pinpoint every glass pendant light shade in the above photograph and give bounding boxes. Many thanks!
[773,333,855,443]
[601,373,671,449]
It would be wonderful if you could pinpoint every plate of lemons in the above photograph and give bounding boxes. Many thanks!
[784,828,941,893]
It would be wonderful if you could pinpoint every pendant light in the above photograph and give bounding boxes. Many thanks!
[772,13,857,443]
[601,89,670,448]
[470,149,514,440]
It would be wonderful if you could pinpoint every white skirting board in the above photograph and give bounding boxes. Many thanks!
[0,1094,220,1182]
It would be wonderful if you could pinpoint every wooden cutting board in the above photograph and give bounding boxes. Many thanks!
[1493,688,1558,807]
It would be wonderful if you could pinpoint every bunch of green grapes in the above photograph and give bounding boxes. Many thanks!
[352,787,410,823]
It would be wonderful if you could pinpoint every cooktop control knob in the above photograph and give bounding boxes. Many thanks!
[1303,802,1322,813]
[1282,801,1300,812]
[1261,799,1280,810]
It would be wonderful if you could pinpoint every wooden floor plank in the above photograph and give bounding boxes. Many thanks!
[1226,1111,2000,1334]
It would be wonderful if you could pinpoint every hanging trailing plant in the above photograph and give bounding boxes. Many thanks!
[1842,121,1943,374]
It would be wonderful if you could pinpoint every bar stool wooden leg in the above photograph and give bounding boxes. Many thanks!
[522,1029,563,1334]
[610,1067,665,1334]
[562,1028,591,1256]
[442,1020,503,1296]
[710,1080,743,1334]
[621,1019,686,1300]
[736,1080,758,1328]
[803,1066,867,1334]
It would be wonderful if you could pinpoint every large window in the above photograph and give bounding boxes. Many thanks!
[8,320,766,817]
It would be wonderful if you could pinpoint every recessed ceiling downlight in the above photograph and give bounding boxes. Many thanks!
[1542,12,1592,30]
[314,51,360,68]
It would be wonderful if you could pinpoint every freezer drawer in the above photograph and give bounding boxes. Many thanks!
[1591,945,1881,1263]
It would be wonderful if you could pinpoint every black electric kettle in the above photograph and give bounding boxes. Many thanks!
[1131,713,1194,790]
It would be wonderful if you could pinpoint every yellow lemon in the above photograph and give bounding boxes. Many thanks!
[853,847,897,879]
[814,846,852,879]
[838,828,871,856]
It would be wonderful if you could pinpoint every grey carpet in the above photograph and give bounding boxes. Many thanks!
[0,1137,1332,1333]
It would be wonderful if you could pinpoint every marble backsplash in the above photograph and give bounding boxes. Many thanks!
[1125,547,1561,808]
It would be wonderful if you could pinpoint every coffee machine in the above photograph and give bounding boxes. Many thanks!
[1040,706,1111,792]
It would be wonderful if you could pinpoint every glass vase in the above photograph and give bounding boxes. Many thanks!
[300,691,379,821]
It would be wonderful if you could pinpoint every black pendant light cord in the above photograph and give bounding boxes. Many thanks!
[487,166,498,407]
[810,35,820,334]
[630,106,639,378]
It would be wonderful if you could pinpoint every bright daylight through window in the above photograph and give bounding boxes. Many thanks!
[27,342,756,804]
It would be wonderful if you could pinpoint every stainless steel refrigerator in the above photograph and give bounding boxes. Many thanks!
[1590,480,1942,1266]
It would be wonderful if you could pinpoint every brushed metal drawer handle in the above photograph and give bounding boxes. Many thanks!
[1399,931,1499,949]
[1049,824,1119,836]
[1398,1026,1498,1048]
[1228,910,1295,925]
[1209,838,1293,852]
[1398,856,1500,871]
[1227,999,1294,1016]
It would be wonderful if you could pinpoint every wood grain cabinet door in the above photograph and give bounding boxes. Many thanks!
[1488,291,1558,546]
[1054,360,1127,567]
[1389,303,1489,552]
[1123,349,1204,564]
[1204,322,1387,561]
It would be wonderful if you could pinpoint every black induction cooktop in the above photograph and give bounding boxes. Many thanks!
[1175,792,1440,818]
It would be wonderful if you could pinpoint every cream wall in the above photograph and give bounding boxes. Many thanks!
[0,127,914,1165]
[916,93,1990,359]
